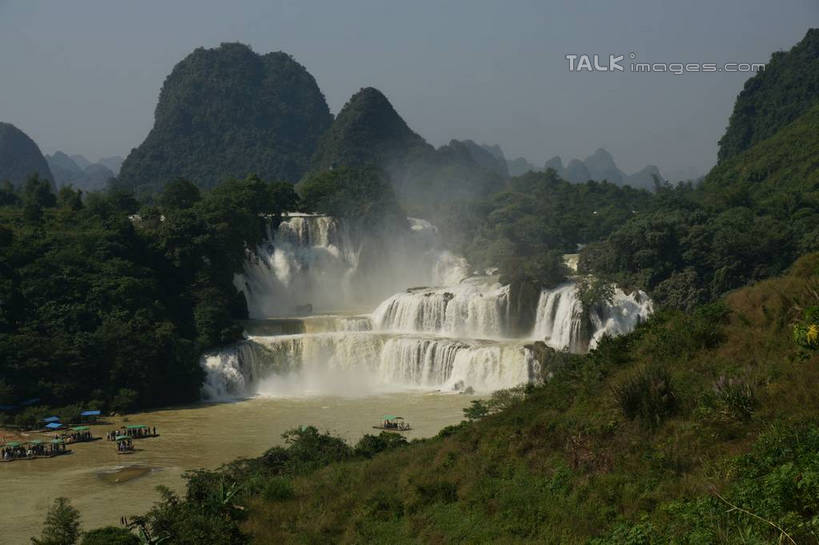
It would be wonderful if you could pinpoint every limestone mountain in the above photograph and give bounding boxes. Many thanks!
[310,87,431,171]
[46,151,116,191]
[46,151,85,184]
[583,148,624,185]
[459,140,508,177]
[0,122,53,188]
[119,42,332,194]
[543,156,563,173]
[718,28,819,162]
[98,156,123,176]
[507,157,539,176]
[311,87,503,207]
[70,154,92,170]
[625,165,663,189]
[564,158,591,183]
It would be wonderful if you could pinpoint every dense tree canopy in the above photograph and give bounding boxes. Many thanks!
[0,174,297,418]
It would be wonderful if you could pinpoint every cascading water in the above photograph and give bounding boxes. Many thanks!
[203,214,653,399]
[372,279,511,339]
[532,282,654,352]
[235,214,467,317]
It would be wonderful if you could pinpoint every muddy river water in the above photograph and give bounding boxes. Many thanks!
[0,392,472,543]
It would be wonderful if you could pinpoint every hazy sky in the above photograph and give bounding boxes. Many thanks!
[0,1,815,179]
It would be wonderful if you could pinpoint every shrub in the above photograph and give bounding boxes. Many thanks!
[613,366,677,428]
[713,376,757,420]
[463,400,489,421]
[261,477,294,502]
[354,432,407,458]
[793,306,819,348]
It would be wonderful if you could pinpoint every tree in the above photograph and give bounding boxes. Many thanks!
[22,173,57,208]
[159,178,201,211]
[297,166,404,225]
[57,186,83,211]
[32,497,81,545]
[0,179,19,206]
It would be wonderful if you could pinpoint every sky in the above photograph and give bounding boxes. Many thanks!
[0,1,815,180]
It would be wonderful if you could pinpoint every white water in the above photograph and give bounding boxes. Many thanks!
[372,278,511,339]
[235,215,467,317]
[202,332,539,399]
[204,215,652,399]
[532,282,653,352]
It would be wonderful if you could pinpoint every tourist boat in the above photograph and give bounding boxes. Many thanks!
[0,439,70,461]
[372,415,412,432]
[64,426,96,443]
[115,435,135,454]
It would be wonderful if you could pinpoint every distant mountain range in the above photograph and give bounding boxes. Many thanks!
[498,147,665,190]
[45,152,122,191]
[505,148,665,190]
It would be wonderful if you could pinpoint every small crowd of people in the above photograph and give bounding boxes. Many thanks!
[382,419,410,431]
[116,438,134,453]
[61,430,92,443]
[1,441,66,461]
[105,425,156,441]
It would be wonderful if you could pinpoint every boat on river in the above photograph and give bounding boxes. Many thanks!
[1,438,70,462]
[373,415,412,431]
[115,435,135,454]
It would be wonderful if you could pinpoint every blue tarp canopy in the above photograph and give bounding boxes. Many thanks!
[45,422,63,430]
[42,416,60,423]
[80,410,101,416]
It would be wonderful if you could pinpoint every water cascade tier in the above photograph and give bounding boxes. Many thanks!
[204,215,653,399]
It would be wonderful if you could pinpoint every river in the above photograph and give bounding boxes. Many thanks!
[0,392,472,543]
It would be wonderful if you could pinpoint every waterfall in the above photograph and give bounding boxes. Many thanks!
[531,283,654,351]
[203,215,653,400]
[372,279,511,339]
[234,214,468,317]
[201,332,539,398]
